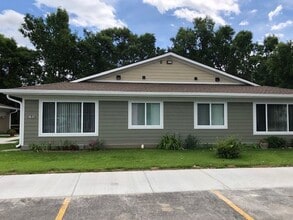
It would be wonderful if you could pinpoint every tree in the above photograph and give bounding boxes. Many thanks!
[20,8,79,83]
[267,41,293,88]
[213,25,235,71]
[78,27,164,78]
[0,34,40,104]
[252,36,279,85]
[229,31,254,80]
[171,17,216,66]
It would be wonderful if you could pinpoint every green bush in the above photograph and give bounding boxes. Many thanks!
[29,140,80,152]
[266,136,287,148]
[184,134,200,149]
[157,134,183,150]
[7,129,16,137]
[216,137,241,159]
[84,139,104,151]
[29,143,45,152]
[62,140,79,151]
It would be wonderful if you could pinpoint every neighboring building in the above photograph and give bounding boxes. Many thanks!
[0,52,292,149]
[0,104,19,133]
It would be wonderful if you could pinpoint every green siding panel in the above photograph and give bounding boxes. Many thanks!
[23,99,292,149]
[23,100,98,149]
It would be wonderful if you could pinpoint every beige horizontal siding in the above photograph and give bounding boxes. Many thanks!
[94,58,241,84]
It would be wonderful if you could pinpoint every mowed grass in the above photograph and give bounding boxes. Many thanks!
[0,143,18,151]
[0,148,292,174]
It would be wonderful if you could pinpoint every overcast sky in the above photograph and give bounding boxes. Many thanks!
[0,0,292,49]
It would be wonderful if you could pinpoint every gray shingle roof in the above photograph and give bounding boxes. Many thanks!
[15,81,293,94]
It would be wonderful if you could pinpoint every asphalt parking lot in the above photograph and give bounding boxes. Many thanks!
[1,188,292,220]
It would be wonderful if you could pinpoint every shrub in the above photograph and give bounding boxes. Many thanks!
[62,140,79,151]
[7,129,16,137]
[157,134,183,150]
[29,141,80,152]
[85,139,104,151]
[184,134,200,149]
[266,136,287,148]
[29,144,45,152]
[216,137,241,159]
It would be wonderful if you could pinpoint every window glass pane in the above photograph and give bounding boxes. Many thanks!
[57,103,81,133]
[256,104,266,131]
[289,105,293,131]
[211,104,224,125]
[43,102,55,133]
[83,103,95,133]
[132,103,145,125]
[267,104,287,131]
[198,104,210,125]
[147,103,160,125]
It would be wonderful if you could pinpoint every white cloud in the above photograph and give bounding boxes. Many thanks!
[174,8,226,25]
[249,9,257,14]
[268,5,282,21]
[0,10,34,49]
[143,0,240,25]
[239,20,249,26]
[271,20,293,30]
[34,0,126,30]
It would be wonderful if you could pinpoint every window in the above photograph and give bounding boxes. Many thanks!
[40,101,98,136]
[128,101,163,129]
[194,102,227,129]
[254,103,293,134]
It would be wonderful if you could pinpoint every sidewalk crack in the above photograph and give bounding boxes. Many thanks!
[143,171,154,193]
[71,173,81,197]
[200,169,231,190]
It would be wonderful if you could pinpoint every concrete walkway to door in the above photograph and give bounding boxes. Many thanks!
[0,167,292,199]
[0,136,19,145]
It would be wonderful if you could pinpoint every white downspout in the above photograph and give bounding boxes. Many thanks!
[6,95,23,148]
[9,109,18,129]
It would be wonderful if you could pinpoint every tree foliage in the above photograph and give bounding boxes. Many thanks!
[0,9,292,92]
[19,9,164,81]
[0,34,40,104]
[20,8,80,83]
[77,28,164,78]
[171,17,292,88]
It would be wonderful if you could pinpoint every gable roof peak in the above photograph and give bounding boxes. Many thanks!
[72,52,259,86]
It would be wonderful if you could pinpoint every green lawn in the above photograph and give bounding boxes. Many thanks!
[0,143,17,151]
[0,148,292,174]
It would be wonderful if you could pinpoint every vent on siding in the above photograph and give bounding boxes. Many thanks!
[116,75,121,80]
[142,75,146,80]
[166,60,173,64]
[194,77,198,81]
[215,77,220,82]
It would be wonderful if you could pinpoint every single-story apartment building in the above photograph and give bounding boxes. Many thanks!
[0,103,19,133]
[0,52,292,149]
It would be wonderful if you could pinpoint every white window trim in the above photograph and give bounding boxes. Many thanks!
[128,101,164,129]
[194,102,228,129]
[39,100,99,137]
[253,102,293,135]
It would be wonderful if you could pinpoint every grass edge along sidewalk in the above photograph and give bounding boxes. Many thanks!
[0,148,292,174]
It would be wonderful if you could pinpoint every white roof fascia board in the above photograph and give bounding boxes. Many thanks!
[1,89,292,98]
[71,52,259,86]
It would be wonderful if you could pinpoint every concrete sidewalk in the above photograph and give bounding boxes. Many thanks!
[0,167,292,199]
[0,136,19,144]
